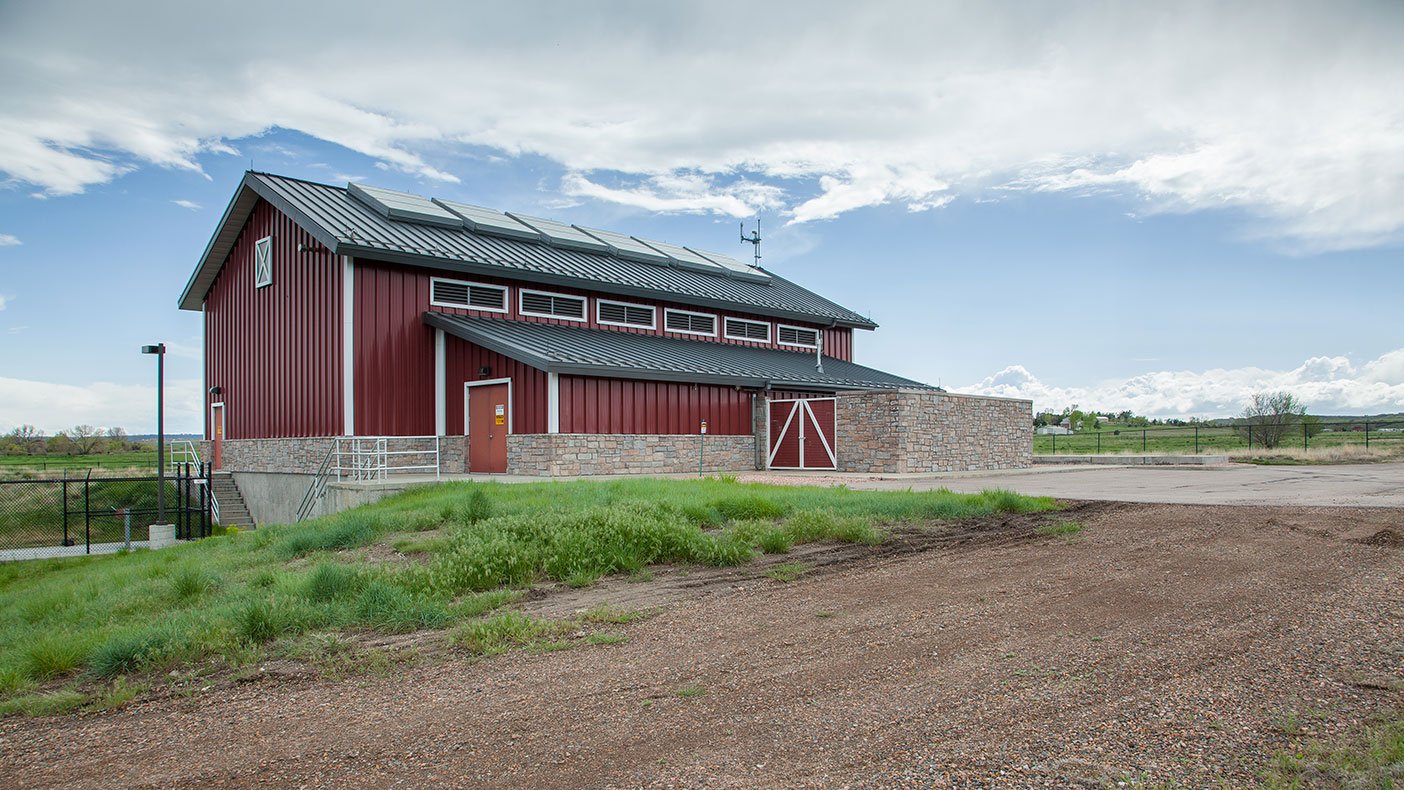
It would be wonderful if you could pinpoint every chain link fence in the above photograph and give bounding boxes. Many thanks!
[0,465,212,560]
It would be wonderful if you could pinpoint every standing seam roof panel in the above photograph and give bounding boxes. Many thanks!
[244,174,876,327]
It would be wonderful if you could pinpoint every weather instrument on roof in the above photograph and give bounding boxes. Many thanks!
[741,218,762,270]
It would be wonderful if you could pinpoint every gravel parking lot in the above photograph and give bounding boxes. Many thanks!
[4,501,1400,789]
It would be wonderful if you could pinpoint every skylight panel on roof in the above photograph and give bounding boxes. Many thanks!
[506,213,610,254]
[573,226,673,266]
[687,247,772,283]
[633,238,723,274]
[432,199,543,243]
[346,183,463,229]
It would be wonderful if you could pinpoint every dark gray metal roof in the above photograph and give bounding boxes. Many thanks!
[179,172,878,330]
[424,312,929,392]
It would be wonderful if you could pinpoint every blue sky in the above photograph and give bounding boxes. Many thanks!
[2,1,1402,434]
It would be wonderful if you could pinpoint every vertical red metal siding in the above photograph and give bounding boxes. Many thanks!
[558,375,753,435]
[203,200,343,440]
[441,337,548,434]
[339,256,859,437]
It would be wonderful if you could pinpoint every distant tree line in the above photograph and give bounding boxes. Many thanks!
[0,425,145,456]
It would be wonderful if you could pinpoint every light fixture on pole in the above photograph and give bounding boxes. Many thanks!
[141,343,167,523]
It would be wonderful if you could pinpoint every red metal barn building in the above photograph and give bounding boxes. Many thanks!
[180,173,1030,521]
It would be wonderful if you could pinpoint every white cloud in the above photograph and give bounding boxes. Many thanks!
[0,234,20,246]
[171,199,201,210]
[0,294,8,310]
[562,172,784,218]
[961,349,1404,418]
[0,2,1401,247]
[0,376,203,435]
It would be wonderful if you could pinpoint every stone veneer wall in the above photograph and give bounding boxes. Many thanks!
[508,434,756,476]
[831,389,1031,473]
[215,436,465,474]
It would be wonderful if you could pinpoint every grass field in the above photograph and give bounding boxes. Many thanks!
[0,476,1055,716]
[0,451,160,475]
[1035,422,1404,458]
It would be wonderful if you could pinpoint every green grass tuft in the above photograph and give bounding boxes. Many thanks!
[18,633,89,680]
[765,561,813,583]
[1034,520,1084,538]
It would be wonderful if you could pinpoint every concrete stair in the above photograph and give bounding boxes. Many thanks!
[209,472,255,530]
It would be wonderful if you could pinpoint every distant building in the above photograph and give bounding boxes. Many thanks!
[1036,426,1072,435]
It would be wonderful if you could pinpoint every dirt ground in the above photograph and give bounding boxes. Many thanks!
[2,502,1401,789]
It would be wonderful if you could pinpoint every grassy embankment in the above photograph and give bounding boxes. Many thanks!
[0,476,1055,716]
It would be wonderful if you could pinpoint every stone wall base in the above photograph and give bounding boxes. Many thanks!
[827,389,1032,473]
[508,434,756,476]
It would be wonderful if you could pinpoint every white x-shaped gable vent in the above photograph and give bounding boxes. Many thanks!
[253,236,273,288]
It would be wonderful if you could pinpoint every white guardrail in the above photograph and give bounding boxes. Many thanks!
[333,436,441,481]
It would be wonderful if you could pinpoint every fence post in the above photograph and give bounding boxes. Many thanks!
[1096,431,1101,454]
[1366,421,1370,449]
[1248,425,1252,449]
[1142,429,1146,453]
[1303,422,1308,451]
[62,475,71,547]
[1052,433,1056,454]
[1195,426,1199,454]
[84,469,91,554]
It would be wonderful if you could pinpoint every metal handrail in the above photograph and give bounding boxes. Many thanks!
[296,437,442,522]
[169,440,200,473]
[295,444,337,522]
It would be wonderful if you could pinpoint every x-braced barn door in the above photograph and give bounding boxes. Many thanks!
[767,398,837,470]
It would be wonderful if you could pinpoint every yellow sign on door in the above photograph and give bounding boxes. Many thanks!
[495,404,505,425]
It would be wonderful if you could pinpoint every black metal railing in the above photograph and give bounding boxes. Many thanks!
[0,463,213,558]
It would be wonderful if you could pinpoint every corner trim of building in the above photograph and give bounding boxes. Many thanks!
[435,328,447,435]
[342,255,355,435]
[547,372,560,434]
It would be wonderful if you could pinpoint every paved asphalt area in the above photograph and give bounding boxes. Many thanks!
[763,462,1404,508]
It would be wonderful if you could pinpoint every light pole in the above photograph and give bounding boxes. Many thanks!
[141,343,166,523]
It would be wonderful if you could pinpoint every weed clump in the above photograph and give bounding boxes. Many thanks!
[711,495,787,521]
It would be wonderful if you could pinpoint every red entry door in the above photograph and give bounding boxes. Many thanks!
[767,398,837,470]
[468,383,510,473]
[210,404,224,470]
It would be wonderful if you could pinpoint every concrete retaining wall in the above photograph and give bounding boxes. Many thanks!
[507,434,756,476]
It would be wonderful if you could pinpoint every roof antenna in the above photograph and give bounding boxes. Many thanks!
[740,218,762,269]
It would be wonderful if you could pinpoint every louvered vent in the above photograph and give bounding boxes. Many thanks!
[665,310,716,335]
[777,326,819,347]
[724,318,770,341]
[430,278,506,311]
[521,290,586,319]
[598,301,654,327]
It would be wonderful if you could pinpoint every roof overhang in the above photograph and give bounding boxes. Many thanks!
[423,312,923,393]
[177,173,342,311]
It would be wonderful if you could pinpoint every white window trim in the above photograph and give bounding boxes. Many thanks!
[724,317,771,343]
[596,298,656,329]
[777,323,820,349]
[429,276,508,313]
[519,288,587,322]
[663,308,718,337]
[253,236,273,289]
